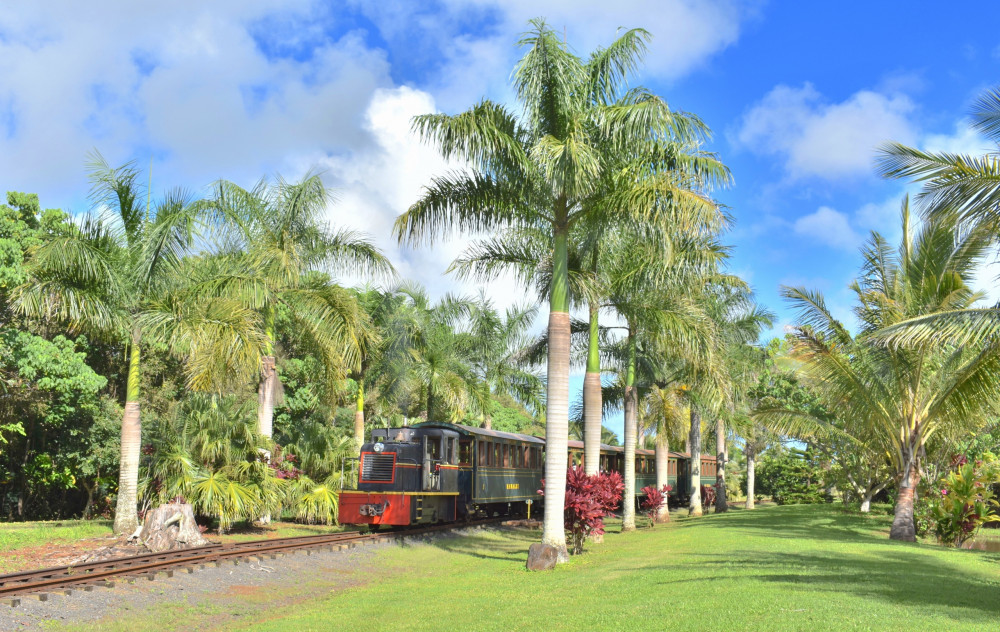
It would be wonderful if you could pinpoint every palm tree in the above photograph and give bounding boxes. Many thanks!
[766,202,1000,540]
[467,295,544,428]
[16,154,263,535]
[395,21,698,558]
[876,87,1000,233]
[209,174,393,444]
[642,384,687,521]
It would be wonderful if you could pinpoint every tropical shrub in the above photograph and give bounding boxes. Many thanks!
[640,485,671,525]
[928,454,1000,547]
[701,484,716,508]
[540,467,624,555]
[752,447,827,505]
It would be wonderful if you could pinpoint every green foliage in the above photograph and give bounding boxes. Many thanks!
[749,446,828,505]
[928,454,1000,547]
[485,399,540,435]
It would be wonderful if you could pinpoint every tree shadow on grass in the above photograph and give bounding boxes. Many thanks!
[652,548,1000,623]
[674,505,896,545]
[424,527,538,562]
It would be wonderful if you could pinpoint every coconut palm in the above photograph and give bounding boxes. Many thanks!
[766,203,1000,540]
[876,87,1000,233]
[208,174,393,443]
[15,153,263,535]
[395,21,704,558]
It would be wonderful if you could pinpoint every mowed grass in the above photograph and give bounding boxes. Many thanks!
[247,505,1000,632]
[0,520,113,551]
[48,504,1000,632]
[0,519,345,573]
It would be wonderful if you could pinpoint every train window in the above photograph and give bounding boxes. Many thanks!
[500,444,507,468]
[446,438,455,464]
[460,441,472,465]
[426,438,441,460]
[486,441,493,466]
[531,447,539,468]
[523,446,529,468]
[515,445,522,468]
[478,441,485,466]
[494,443,501,467]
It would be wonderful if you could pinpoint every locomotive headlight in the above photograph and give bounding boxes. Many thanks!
[373,442,385,453]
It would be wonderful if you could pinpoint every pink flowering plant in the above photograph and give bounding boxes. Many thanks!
[930,453,1000,547]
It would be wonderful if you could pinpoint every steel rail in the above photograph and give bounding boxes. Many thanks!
[0,520,496,601]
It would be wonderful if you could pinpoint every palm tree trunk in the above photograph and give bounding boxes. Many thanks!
[483,412,492,430]
[890,443,920,541]
[113,328,142,536]
[688,407,702,516]
[541,219,570,561]
[258,355,277,438]
[622,329,638,532]
[654,432,670,523]
[353,382,365,449]
[583,300,602,476]
[258,310,277,441]
[426,373,435,421]
[745,449,756,510]
[715,418,728,513]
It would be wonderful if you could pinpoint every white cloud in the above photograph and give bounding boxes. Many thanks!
[0,2,393,204]
[922,120,992,155]
[793,206,862,250]
[0,1,755,325]
[351,0,758,110]
[735,83,918,181]
[319,87,534,311]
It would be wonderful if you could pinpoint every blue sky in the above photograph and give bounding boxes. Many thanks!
[1,1,998,440]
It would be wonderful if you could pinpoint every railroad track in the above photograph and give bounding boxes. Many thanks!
[0,520,496,606]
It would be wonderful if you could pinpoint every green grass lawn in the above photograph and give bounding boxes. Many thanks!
[49,504,1000,632]
[0,519,345,573]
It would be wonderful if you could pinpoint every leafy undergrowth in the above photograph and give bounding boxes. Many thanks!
[48,505,1000,631]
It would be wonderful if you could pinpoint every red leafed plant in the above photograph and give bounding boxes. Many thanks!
[640,485,672,526]
[701,484,716,508]
[539,466,625,554]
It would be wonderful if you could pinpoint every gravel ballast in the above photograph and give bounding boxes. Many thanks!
[0,536,402,630]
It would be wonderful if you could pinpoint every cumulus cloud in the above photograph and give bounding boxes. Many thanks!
[351,0,758,110]
[0,1,394,205]
[793,206,862,250]
[319,86,534,310]
[0,0,754,318]
[735,83,918,180]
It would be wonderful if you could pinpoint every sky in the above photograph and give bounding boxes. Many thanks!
[1,1,999,440]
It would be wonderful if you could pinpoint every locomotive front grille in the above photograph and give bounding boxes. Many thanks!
[361,453,395,482]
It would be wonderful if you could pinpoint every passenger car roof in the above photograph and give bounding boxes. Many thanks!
[411,421,546,445]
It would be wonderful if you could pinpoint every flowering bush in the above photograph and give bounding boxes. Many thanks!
[539,466,624,555]
[929,453,1000,547]
[640,484,672,525]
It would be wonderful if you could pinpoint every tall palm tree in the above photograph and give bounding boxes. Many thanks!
[209,174,393,443]
[395,21,699,558]
[16,154,263,535]
[765,202,1000,540]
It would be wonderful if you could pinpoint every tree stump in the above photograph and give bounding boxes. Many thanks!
[137,502,210,553]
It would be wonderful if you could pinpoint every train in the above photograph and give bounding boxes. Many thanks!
[337,421,718,528]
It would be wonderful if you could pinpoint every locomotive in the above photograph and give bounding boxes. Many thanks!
[337,421,718,528]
